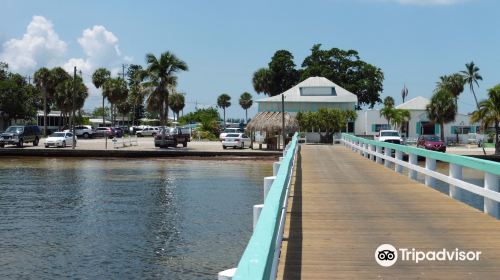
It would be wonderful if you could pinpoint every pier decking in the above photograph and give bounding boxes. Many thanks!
[277,145,500,279]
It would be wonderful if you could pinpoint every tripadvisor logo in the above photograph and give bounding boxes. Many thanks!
[375,244,482,267]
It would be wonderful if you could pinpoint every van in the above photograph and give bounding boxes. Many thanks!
[0,125,41,147]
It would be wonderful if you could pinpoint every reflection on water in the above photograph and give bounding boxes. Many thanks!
[0,158,271,279]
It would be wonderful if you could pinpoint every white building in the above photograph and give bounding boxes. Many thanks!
[354,96,479,143]
[256,76,358,114]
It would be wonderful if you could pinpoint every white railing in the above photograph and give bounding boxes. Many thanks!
[342,133,500,219]
[113,135,139,149]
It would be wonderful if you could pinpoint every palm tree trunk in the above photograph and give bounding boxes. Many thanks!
[245,109,248,124]
[441,122,445,142]
[102,96,105,128]
[495,121,499,155]
[223,108,226,128]
[43,89,47,137]
[471,87,480,110]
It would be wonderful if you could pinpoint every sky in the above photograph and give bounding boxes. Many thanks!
[1,0,499,119]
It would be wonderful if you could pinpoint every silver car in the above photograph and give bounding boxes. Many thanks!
[222,133,251,149]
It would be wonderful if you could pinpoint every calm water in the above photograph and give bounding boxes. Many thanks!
[0,158,271,280]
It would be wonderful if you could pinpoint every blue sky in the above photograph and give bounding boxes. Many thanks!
[1,0,499,118]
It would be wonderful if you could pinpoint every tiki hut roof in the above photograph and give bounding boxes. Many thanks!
[246,111,299,132]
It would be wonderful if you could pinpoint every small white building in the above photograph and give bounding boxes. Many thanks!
[354,96,479,143]
[256,76,358,114]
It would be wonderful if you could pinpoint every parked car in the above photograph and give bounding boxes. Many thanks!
[113,127,124,138]
[64,125,94,139]
[417,135,446,152]
[136,126,159,137]
[222,133,251,149]
[375,130,403,144]
[94,127,116,138]
[0,125,41,147]
[44,131,76,148]
[154,127,190,148]
[219,127,244,141]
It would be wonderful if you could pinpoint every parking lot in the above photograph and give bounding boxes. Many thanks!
[2,135,272,152]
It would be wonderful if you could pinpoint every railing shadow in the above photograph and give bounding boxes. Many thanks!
[282,146,302,279]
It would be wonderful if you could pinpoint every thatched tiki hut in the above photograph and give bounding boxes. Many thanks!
[246,111,298,150]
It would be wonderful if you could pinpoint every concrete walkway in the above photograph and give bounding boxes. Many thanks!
[277,145,500,279]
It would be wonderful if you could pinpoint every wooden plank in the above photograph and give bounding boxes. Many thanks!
[277,145,500,279]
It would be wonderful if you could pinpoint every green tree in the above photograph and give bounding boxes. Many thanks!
[239,92,253,123]
[460,61,483,109]
[92,107,110,119]
[426,89,457,141]
[217,93,231,127]
[391,109,411,133]
[301,44,384,108]
[169,92,185,121]
[144,51,188,145]
[103,77,128,125]
[34,67,52,136]
[436,73,465,108]
[92,68,111,127]
[53,75,88,127]
[0,71,40,127]
[127,64,146,125]
[252,50,299,96]
[471,85,500,154]
[380,96,395,126]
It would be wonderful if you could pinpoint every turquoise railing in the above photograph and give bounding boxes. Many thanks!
[342,133,500,175]
[233,132,299,280]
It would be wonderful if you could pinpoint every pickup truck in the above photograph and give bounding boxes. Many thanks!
[154,127,190,148]
[375,130,403,144]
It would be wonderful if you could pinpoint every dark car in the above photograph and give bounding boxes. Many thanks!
[0,125,41,147]
[154,127,190,148]
[113,127,124,138]
[417,135,446,152]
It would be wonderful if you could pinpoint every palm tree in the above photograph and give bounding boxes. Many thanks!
[239,92,253,123]
[380,96,395,126]
[127,65,145,126]
[217,93,231,128]
[169,93,185,121]
[144,51,188,145]
[426,89,457,141]
[103,77,128,125]
[391,109,411,134]
[92,68,111,127]
[252,68,271,96]
[34,67,52,137]
[471,85,500,154]
[460,61,483,109]
[436,73,465,108]
[50,67,72,129]
[53,76,88,127]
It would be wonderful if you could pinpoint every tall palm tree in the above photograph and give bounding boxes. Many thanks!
[50,67,72,128]
[380,96,395,126]
[54,76,88,126]
[144,51,188,145]
[103,77,128,125]
[460,61,483,109]
[127,65,145,126]
[436,73,465,108]
[34,67,52,137]
[217,93,231,128]
[239,92,253,123]
[426,89,457,141]
[391,109,411,134]
[252,68,271,96]
[169,93,185,121]
[92,68,111,127]
[471,85,500,154]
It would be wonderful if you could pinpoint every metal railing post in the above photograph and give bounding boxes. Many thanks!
[395,150,403,173]
[425,157,437,187]
[449,163,462,201]
[384,147,391,168]
[484,172,499,219]
[376,145,383,164]
[408,153,418,180]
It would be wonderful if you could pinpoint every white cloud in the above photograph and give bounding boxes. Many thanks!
[0,16,67,74]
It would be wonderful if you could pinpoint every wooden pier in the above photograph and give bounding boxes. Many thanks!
[277,145,500,279]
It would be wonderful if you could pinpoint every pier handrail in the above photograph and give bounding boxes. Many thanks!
[233,132,299,280]
[342,133,500,218]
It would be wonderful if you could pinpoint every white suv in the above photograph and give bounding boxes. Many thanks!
[136,126,159,137]
[375,130,403,144]
[64,125,94,139]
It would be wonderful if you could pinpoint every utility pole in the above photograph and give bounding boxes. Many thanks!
[72,66,76,149]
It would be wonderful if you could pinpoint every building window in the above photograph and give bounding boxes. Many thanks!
[451,126,476,134]
[371,124,391,132]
